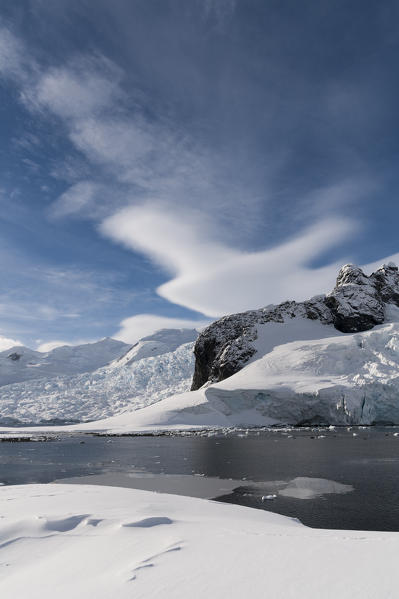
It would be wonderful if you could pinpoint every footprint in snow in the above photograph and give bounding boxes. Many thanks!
[129,544,182,581]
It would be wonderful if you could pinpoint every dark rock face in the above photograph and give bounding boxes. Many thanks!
[325,265,384,333]
[370,263,399,305]
[191,314,258,391]
[192,297,332,390]
[191,263,399,390]
[7,352,21,361]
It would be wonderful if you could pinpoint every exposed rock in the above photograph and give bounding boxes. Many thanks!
[326,264,384,333]
[191,263,399,390]
[370,263,399,305]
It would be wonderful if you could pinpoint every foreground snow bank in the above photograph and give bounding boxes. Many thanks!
[0,484,398,598]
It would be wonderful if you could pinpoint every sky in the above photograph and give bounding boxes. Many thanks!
[1,0,399,350]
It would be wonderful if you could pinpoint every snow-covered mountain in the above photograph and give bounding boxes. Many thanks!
[6,265,399,433]
[192,262,399,389]
[113,329,198,368]
[0,338,129,387]
[0,329,198,425]
[152,262,399,427]
[54,262,399,432]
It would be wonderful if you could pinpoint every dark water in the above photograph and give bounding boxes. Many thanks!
[1,428,399,531]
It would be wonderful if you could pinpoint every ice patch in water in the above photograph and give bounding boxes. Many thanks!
[279,477,353,500]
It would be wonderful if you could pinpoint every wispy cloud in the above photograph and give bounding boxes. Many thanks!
[114,314,208,344]
[21,54,124,120]
[0,24,28,80]
[36,340,72,352]
[49,181,102,219]
[101,203,357,316]
[0,24,267,237]
[0,334,22,351]
[0,253,139,344]
[0,16,390,346]
[35,339,96,352]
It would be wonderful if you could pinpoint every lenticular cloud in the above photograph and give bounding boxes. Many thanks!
[101,203,357,317]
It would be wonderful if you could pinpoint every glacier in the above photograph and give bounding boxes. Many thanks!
[0,329,197,425]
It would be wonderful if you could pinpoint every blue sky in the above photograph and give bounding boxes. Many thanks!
[1,0,399,349]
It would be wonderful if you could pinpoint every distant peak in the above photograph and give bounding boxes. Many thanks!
[379,262,398,271]
[335,264,369,287]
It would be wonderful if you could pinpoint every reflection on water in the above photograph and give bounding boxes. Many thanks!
[54,471,353,501]
[1,427,399,530]
[54,471,247,499]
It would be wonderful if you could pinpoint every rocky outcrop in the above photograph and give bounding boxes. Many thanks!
[325,264,384,333]
[191,263,399,390]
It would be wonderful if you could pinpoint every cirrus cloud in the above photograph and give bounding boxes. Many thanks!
[0,17,395,349]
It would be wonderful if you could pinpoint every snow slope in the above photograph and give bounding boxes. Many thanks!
[0,484,398,599]
[111,328,197,367]
[5,309,399,432]
[0,329,197,425]
[210,315,399,426]
[0,338,129,387]
[107,311,399,429]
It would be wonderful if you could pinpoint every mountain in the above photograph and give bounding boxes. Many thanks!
[0,329,198,425]
[0,338,130,387]
[192,262,399,389]
[6,265,399,432]
[112,329,198,368]
[59,262,399,432]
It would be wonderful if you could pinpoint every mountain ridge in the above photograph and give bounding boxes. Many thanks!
[0,337,130,387]
[192,263,399,390]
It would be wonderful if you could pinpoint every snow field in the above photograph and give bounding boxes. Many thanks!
[0,484,398,599]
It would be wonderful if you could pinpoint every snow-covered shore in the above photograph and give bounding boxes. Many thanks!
[0,484,398,598]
